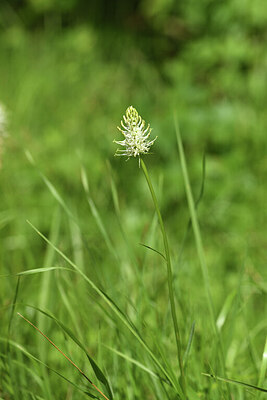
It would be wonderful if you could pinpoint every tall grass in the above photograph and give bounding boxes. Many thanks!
[1,114,266,399]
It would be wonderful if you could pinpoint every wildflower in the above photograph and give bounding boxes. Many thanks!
[114,106,157,162]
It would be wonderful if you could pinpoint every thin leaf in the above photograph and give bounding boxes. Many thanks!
[19,305,113,399]
[195,152,206,208]
[139,243,166,261]
[37,207,61,400]
[104,345,160,380]
[183,321,195,370]
[17,313,109,400]
[26,219,183,396]
[25,150,75,221]
[202,372,267,393]
[18,266,73,276]
[216,290,236,331]
[87,355,113,400]
[256,336,267,399]
[81,166,117,259]
[6,277,21,400]
[175,115,229,394]
[0,337,99,399]
[0,352,43,387]
[0,266,74,278]
[177,151,206,266]
[7,277,20,344]
[141,158,186,398]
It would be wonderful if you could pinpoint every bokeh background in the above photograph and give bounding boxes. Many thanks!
[0,0,266,398]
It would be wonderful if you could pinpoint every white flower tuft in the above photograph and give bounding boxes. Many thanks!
[114,106,157,162]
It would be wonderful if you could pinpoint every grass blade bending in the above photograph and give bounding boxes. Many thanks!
[1,338,98,398]
[26,219,185,399]
[203,373,267,393]
[256,336,267,399]
[18,313,110,400]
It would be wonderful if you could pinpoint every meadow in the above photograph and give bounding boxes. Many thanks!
[0,1,266,399]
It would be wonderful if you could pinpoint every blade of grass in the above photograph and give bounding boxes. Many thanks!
[239,319,267,372]
[25,150,75,221]
[141,158,186,397]
[139,243,166,261]
[69,209,85,271]
[177,151,206,268]
[26,219,185,399]
[0,338,98,398]
[20,305,113,400]
[81,166,118,260]
[103,345,161,381]
[202,372,267,393]
[0,352,43,387]
[25,150,95,266]
[216,290,236,331]
[175,118,216,327]
[183,321,195,370]
[256,336,267,399]
[37,207,61,400]
[6,277,21,400]
[7,277,20,347]
[106,160,120,217]
[18,313,110,400]
[18,387,45,400]
[0,266,75,278]
[175,115,229,397]
[55,272,84,339]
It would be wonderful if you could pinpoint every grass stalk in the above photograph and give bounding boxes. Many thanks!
[140,158,186,397]
[27,220,185,399]
[18,313,110,400]
[256,336,267,399]
[174,116,230,397]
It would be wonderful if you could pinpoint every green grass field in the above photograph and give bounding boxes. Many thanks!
[0,3,267,398]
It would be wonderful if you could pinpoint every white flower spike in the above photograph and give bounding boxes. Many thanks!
[114,106,157,164]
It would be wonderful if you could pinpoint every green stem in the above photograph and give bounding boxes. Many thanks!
[141,158,187,397]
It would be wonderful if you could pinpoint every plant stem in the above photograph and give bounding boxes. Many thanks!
[141,158,187,397]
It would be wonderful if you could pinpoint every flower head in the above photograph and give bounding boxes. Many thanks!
[114,106,157,162]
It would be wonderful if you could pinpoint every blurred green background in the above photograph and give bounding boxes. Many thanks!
[0,0,266,398]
